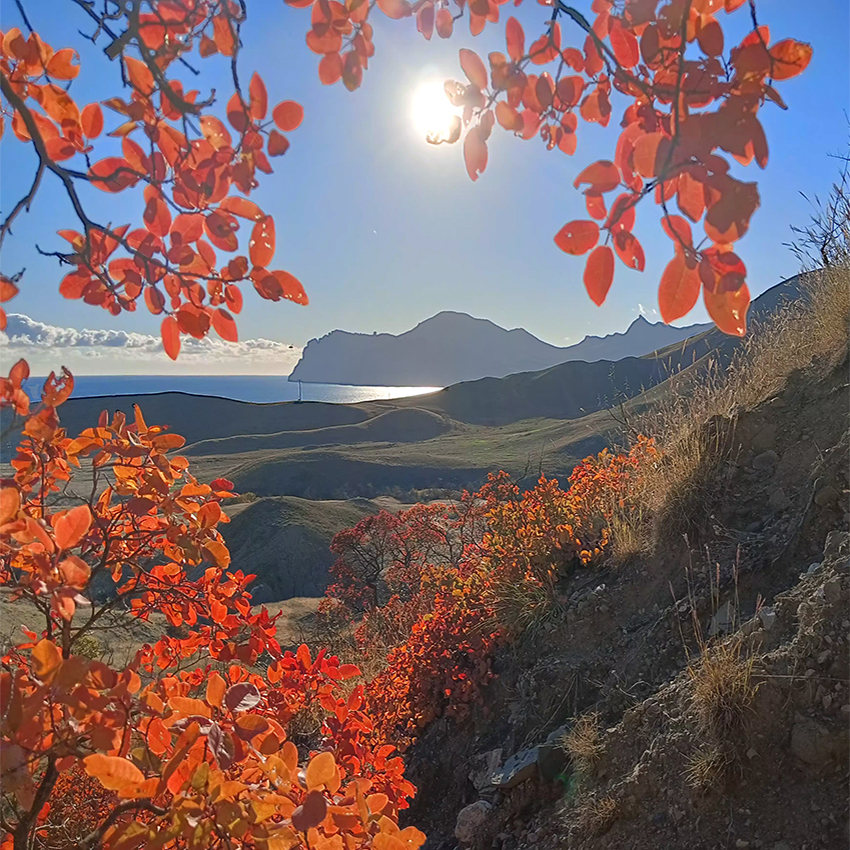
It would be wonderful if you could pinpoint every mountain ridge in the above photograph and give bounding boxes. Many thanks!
[288,311,711,387]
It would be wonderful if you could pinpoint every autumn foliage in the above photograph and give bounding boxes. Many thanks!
[0,363,423,850]
[319,439,658,747]
[0,5,308,356]
[291,0,812,334]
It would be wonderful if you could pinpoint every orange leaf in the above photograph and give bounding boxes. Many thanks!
[769,38,812,81]
[89,157,137,193]
[220,197,265,221]
[59,555,91,590]
[658,253,700,323]
[81,103,104,138]
[84,754,145,792]
[54,505,92,550]
[0,276,19,303]
[249,217,275,267]
[459,49,488,91]
[161,315,181,360]
[0,486,20,524]
[249,73,268,121]
[206,671,227,709]
[573,160,620,194]
[554,220,599,255]
[200,115,233,149]
[305,751,336,790]
[704,282,750,337]
[125,56,155,96]
[583,245,614,305]
[46,48,80,80]
[32,639,62,684]
[273,101,304,132]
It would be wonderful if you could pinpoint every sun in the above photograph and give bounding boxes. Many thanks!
[411,80,461,142]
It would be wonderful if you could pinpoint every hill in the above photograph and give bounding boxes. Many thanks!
[288,310,709,387]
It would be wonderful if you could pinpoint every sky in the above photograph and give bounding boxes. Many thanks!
[1,0,848,375]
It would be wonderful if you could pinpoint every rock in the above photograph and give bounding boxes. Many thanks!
[470,749,503,792]
[751,424,778,453]
[824,531,849,561]
[752,450,779,470]
[769,487,790,510]
[758,606,776,630]
[814,485,840,507]
[789,716,839,766]
[773,842,792,850]
[746,520,763,533]
[455,801,492,844]
[491,748,539,789]
[709,600,735,636]
[736,840,751,849]
[537,741,569,782]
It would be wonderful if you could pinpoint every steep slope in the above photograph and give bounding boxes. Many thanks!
[288,311,709,387]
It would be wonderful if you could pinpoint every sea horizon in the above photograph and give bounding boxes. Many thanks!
[25,374,442,405]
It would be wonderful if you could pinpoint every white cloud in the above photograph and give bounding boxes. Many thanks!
[637,302,659,320]
[1,314,303,376]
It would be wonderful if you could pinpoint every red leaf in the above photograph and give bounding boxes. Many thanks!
[249,217,275,267]
[417,3,435,39]
[81,103,103,138]
[697,18,724,57]
[613,230,645,271]
[319,53,344,84]
[554,220,599,255]
[268,130,290,157]
[291,791,328,832]
[219,197,265,221]
[212,308,238,342]
[658,253,701,323]
[632,132,671,178]
[161,315,181,360]
[506,17,525,62]
[435,8,453,38]
[583,246,614,305]
[573,160,620,194]
[377,0,412,19]
[459,49,488,91]
[274,270,309,305]
[610,20,639,67]
[249,73,268,121]
[661,214,693,247]
[463,125,488,182]
[225,682,261,712]
[0,276,19,303]
[272,101,304,132]
[124,56,155,96]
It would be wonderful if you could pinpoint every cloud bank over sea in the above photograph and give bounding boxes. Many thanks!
[1,314,303,375]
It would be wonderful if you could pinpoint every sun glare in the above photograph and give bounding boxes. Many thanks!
[411,80,460,142]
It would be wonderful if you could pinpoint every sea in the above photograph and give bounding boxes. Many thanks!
[25,375,442,405]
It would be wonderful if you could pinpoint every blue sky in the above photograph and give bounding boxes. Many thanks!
[1,0,847,373]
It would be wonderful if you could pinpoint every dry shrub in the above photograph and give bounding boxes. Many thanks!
[562,711,602,780]
[575,793,619,836]
[685,637,757,786]
[629,177,850,546]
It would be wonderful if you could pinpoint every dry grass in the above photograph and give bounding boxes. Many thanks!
[575,793,619,836]
[489,574,560,637]
[629,233,849,547]
[685,745,733,789]
[688,639,757,743]
[562,711,602,780]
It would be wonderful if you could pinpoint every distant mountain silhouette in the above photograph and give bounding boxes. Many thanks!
[288,311,711,387]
